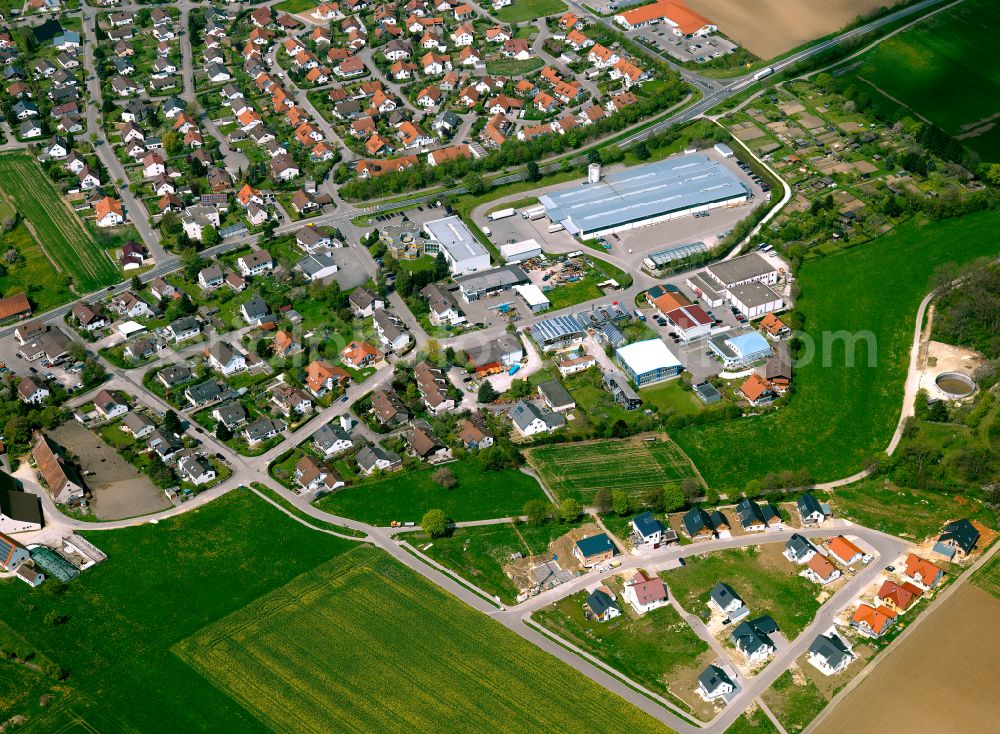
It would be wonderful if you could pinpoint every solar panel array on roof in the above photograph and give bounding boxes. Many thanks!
[541,154,748,236]
[529,314,586,344]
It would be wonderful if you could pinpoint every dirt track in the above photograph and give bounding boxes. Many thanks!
[812,583,1000,733]
[687,0,891,58]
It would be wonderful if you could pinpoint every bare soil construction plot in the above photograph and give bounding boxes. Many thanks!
[686,0,891,59]
[52,422,169,520]
[812,583,1000,734]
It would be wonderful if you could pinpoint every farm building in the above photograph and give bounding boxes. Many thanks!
[615,339,682,386]
[0,472,43,534]
[539,154,748,240]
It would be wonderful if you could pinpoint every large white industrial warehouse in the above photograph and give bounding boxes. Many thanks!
[539,153,749,240]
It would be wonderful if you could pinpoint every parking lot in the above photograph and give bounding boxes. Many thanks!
[632,28,739,63]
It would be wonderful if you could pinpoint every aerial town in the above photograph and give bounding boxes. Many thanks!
[0,0,998,732]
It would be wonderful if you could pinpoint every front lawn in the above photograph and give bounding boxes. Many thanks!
[534,591,711,716]
[315,460,548,525]
[411,520,582,602]
[664,545,820,638]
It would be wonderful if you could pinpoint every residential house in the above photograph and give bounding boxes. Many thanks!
[237,249,274,277]
[305,360,350,397]
[31,433,86,505]
[357,445,403,475]
[709,582,748,621]
[537,380,575,413]
[371,388,409,426]
[94,389,127,421]
[585,587,621,622]
[827,536,867,566]
[184,379,222,407]
[178,454,216,486]
[902,554,945,590]
[349,287,384,317]
[623,570,667,614]
[876,580,922,614]
[797,493,830,525]
[414,361,454,415]
[851,603,895,638]
[934,519,979,560]
[206,341,246,376]
[457,420,493,450]
[166,316,201,344]
[784,533,817,564]
[735,498,781,531]
[211,402,247,430]
[698,665,736,702]
[732,616,778,664]
[407,426,451,462]
[313,420,354,457]
[573,533,616,568]
[17,377,49,405]
[630,511,669,547]
[294,455,344,493]
[240,296,271,326]
[243,417,285,446]
[808,631,854,676]
[341,340,383,369]
[508,400,564,437]
[804,555,841,586]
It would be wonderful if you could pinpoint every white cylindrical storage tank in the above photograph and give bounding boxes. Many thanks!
[588,163,601,184]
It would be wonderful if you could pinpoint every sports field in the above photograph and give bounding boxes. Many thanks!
[675,209,1000,489]
[0,490,673,733]
[0,153,120,293]
[525,435,699,502]
[834,0,1000,161]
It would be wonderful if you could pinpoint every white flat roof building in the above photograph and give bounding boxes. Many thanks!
[118,320,146,339]
[615,339,683,387]
[424,215,491,275]
[540,154,749,240]
[513,283,550,312]
[499,238,542,263]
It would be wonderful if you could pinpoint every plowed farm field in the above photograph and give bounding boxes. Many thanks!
[174,545,673,734]
[0,153,120,292]
[525,435,699,502]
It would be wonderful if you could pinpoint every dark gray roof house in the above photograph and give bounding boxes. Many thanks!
[185,379,223,405]
[213,402,247,429]
[735,498,781,529]
[731,616,778,659]
[709,582,745,615]
[809,632,853,672]
[585,588,619,620]
[784,533,817,563]
[935,519,979,558]
[683,506,716,538]
[157,363,193,387]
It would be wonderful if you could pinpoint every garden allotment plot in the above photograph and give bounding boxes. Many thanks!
[525,436,698,502]
[174,545,669,734]
[0,154,120,292]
